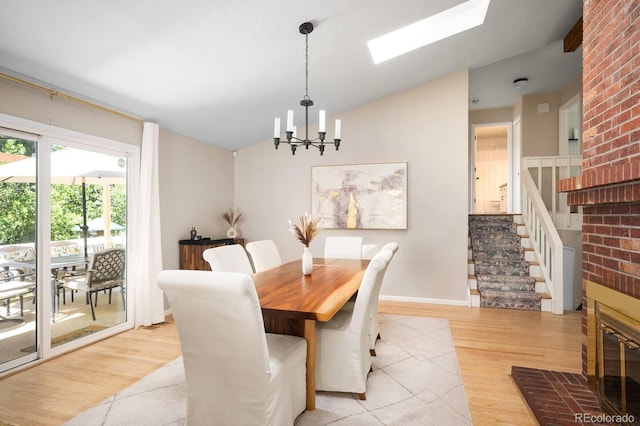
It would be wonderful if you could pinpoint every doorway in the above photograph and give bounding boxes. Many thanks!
[472,124,511,214]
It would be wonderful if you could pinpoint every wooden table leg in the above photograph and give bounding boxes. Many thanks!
[303,319,316,411]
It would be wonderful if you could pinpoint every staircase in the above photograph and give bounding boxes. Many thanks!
[468,214,552,311]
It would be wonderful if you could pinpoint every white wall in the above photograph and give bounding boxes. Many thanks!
[235,70,470,303]
[521,92,560,157]
[158,129,235,269]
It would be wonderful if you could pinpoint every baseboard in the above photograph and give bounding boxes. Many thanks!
[379,295,468,306]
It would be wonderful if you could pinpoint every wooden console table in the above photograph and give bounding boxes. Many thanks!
[179,238,245,270]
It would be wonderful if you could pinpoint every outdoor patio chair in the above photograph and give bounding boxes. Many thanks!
[50,241,84,305]
[0,245,37,317]
[50,240,81,257]
[0,268,36,317]
[59,248,125,320]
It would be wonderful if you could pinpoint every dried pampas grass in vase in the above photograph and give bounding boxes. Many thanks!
[223,208,243,238]
[289,213,321,276]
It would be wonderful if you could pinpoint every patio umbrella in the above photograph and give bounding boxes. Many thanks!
[71,217,125,233]
[0,148,126,258]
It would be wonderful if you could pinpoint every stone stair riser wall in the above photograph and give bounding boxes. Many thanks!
[469,215,542,311]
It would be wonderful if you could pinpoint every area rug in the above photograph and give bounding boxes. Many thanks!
[20,325,106,352]
[66,315,472,425]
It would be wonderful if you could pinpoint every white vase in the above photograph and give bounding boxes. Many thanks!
[226,226,237,238]
[302,246,313,276]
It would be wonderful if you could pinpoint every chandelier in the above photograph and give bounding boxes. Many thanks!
[273,22,341,155]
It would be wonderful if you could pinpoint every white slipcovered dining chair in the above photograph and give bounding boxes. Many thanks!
[361,243,379,260]
[369,242,398,352]
[202,244,253,274]
[323,236,363,259]
[341,242,399,355]
[157,270,307,425]
[245,240,282,272]
[315,247,393,399]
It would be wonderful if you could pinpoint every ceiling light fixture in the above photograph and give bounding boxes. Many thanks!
[273,22,341,156]
[513,77,528,89]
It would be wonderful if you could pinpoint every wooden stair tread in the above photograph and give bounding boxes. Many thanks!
[469,288,480,296]
[470,275,548,296]
[470,273,545,283]
[468,213,520,216]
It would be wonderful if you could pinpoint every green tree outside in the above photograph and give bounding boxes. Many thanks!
[0,136,127,245]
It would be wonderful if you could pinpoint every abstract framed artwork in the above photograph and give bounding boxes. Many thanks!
[311,162,407,229]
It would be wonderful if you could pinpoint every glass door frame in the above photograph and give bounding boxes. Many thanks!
[0,113,140,372]
[0,127,40,371]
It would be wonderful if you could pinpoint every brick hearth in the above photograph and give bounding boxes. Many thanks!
[512,366,612,426]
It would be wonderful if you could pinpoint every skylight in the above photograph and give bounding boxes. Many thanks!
[367,0,491,64]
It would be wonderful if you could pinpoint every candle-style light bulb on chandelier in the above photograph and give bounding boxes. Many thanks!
[273,22,341,155]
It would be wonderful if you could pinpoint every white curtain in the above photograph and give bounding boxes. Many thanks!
[133,122,165,327]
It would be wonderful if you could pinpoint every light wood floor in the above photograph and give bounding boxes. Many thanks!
[0,301,582,426]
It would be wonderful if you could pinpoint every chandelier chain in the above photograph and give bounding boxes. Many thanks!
[304,32,310,100]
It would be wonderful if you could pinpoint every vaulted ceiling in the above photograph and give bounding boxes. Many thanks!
[0,0,582,150]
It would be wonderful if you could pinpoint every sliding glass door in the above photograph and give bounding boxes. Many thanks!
[48,145,128,349]
[0,121,137,374]
[0,129,39,370]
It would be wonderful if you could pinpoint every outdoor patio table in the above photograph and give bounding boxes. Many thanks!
[3,255,88,320]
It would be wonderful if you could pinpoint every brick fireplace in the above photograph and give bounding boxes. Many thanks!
[556,0,640,422]
[593,294,640,419]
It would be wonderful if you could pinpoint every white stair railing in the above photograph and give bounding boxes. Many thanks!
[521,167,565,314]
[521,156,583,230]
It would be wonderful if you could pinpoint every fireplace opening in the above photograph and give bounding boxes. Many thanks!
[596,303,640,425]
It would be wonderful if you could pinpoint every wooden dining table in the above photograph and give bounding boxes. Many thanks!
[252,257,369,411]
